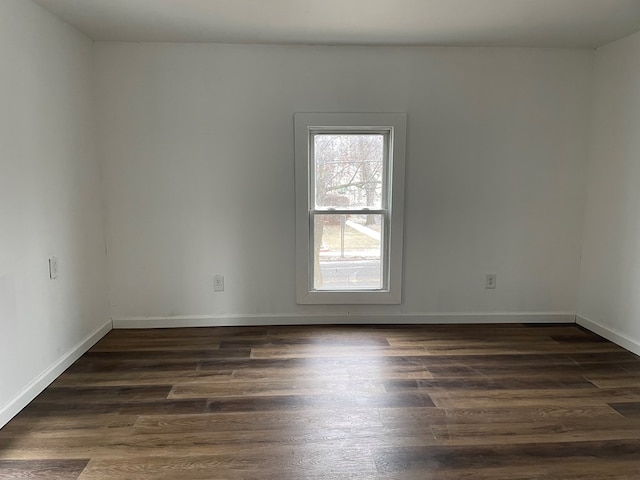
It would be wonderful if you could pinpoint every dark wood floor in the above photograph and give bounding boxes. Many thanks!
[2,324,640,479]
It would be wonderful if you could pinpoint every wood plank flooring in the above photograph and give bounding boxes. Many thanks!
[2,323,640,479]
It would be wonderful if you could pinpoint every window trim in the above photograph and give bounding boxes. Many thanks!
[294,113,407,304]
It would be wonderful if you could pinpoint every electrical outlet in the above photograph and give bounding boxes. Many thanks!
[485,273,497,289]
[49,257,59,279]
[214,275,224,292]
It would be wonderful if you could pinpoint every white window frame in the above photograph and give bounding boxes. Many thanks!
[294,113,406,304]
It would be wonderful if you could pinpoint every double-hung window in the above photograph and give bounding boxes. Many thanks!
[294,113,406,304]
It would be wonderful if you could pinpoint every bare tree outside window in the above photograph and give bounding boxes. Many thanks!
[313,134,385,289]
[314,134,384,209]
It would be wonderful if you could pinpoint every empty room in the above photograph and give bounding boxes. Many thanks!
[3,0,640,478]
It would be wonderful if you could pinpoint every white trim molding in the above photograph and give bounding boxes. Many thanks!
[294,112,407,305]
[112,312,575,328]
[0,319,112,429]
[577,314,640,357]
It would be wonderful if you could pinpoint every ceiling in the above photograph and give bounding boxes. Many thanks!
[33,0,640,48]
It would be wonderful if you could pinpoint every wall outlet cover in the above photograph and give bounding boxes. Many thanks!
[485,273,497,289]
[214,275,224,292]
[49,257,59,279]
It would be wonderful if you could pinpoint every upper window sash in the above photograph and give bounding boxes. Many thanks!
[310,130,390,212]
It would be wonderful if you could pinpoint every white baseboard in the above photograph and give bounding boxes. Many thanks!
[0,319,112,429]
[112,312,576,328]
[577,314,640,357]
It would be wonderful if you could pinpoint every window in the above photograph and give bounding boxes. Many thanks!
[295,113,407,304]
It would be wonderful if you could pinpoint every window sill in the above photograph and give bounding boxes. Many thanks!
[296,290,401,305]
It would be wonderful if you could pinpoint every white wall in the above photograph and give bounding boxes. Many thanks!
[0,0,110,426]
[578,31,640,355]
[96,43,592,326]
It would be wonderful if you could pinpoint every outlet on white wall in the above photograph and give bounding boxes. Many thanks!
[49,257,59,279]
[214,275,224,292]
[485,273,497,289]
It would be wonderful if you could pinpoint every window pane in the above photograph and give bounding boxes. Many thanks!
[314,134,384,209]
[313,214,384,290]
